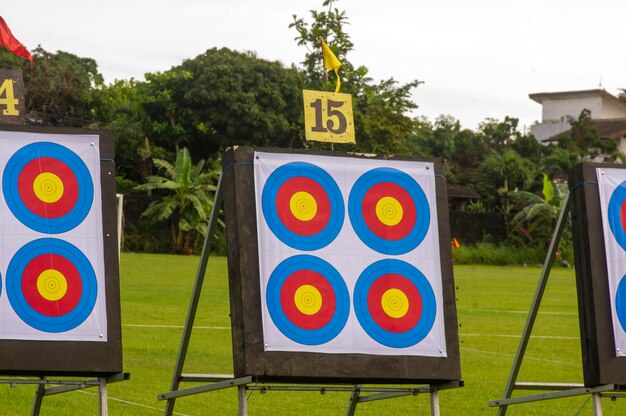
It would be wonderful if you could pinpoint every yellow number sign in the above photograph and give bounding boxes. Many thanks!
[0,70,26,124]
[303,89,355,144]
[0,78,19,116]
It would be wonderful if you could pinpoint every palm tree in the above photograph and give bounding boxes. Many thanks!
[136,148,219,254]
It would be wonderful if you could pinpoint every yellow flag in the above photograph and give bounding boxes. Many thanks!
[321,39,342,93]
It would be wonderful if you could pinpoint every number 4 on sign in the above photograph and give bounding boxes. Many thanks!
[0,79,19,116]
[303,89,355,144]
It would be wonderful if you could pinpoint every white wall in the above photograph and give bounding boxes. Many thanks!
[600,99,626,119]
[541,97,601,122]
[530,122,570,143]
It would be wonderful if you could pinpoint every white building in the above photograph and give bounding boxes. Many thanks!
[529,89,626,152]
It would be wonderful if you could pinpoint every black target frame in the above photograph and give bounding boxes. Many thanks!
[222,146,460,383]
[569,162,626,386]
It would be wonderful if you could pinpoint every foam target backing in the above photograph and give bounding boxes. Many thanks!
[0,125,121,375]
[256,152,446,356]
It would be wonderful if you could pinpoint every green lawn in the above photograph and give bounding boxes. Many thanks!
[0,254,624,415]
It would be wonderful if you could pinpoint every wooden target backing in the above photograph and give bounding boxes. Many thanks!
[222,147,460,383]
[0,124,122,376]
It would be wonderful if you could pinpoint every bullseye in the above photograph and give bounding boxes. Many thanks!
[290,191,318,222]
[354,259,436,348]
[262,162,344,250]
[33,172,64,204]
[3,142,94,234]
[294,284,323,315]
[349,167,430,255]
[36,269,68,301]
[266,255,349,345]
[608,181,626,251]
[6,238,98,332]
[376,196,403,226]
[381,288,409,318]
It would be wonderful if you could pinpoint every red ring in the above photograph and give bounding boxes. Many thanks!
[21,254,83,317]
[17,157,79,219]
[280,270,336,330]
[361,182,417,240]
[275,176,331,236]
[366,273,422,333]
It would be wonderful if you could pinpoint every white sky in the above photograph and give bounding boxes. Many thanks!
[3,0,626,131]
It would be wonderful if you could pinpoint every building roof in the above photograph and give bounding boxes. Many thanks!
[529,89,626,110]
[546,118,626,142]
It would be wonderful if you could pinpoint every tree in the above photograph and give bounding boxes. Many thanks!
[91,79,154,186]
[291,0,422,155]
[0,46,103,126]
[135,148,219,254]
[141,48,305,160]
[477,148,537,226]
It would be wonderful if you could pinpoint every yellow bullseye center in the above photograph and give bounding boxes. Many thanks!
[290,191,318,222]
[36,269,68,301]
[381,288,409,318]
[375,196,403,226]
[33,172,64,204]
[294,284,322,315]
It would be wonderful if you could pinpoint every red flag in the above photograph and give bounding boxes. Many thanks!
[0,16,32,62]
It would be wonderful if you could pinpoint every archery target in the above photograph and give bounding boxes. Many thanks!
[354,259,436,348]
[6,238,97,332]
[3,141,94,234]
[265,255,349,345]
[256,152,446,357]
[597,168,626,356]
[261,161,344,251]
[348,167,429,255]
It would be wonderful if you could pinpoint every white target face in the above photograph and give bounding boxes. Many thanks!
[598,167,626,356]
[0,130,107,342]
[255,152,447,357]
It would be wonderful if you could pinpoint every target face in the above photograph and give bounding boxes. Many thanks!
[607,181,626,251]
[6,238,98,333]
[261,162,344,251]
[266,255,350,345]
[349,167,430,255]
[354,259,436,348]
[3,141,94,233]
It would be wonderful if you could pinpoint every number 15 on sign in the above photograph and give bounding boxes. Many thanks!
[303,89,355,144]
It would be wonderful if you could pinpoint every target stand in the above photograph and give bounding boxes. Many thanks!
[0,372,129,416]
[160,147,462,415]
[490,163,626,415]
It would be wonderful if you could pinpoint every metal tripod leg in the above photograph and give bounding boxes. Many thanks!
[164,174,224,416]
[496,193,571,416]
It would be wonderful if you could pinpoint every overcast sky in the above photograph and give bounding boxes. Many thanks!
[3,1,626,131]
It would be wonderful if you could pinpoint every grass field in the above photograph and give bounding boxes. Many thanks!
[0,253,624,415]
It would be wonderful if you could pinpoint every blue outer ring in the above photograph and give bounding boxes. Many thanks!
[266,255,349,345]
[6,238,98,333]
[616,276,626,333]
[3,141,94,234]
[261,162,344,251]
[608,181,626,251]
[354,259,436,348]
[348,167,430,255]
